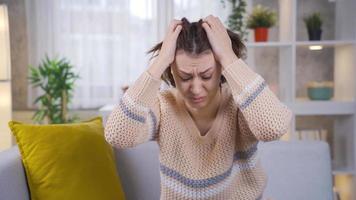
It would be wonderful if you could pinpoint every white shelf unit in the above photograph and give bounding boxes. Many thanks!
[244,0,356,199]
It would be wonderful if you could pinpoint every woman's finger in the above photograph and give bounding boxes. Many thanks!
[169,19,182,33]
[202,22,212,36]
[215,17,225,29]
[173,24,182,37]
[211,16,226,33]
[203,15,217,30]
[203,14,215,22]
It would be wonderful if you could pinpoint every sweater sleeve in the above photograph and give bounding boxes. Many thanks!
[104,71,161,148]
[222,58,293,142]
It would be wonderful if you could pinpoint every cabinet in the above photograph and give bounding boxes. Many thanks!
[244,0,356,199]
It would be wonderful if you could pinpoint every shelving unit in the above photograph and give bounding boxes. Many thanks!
[244,0,356,199]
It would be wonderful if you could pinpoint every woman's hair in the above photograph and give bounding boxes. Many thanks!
[146,17,246,87]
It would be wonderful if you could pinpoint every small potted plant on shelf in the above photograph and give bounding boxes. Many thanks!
[303,12,323,41]
[246,4,277,42]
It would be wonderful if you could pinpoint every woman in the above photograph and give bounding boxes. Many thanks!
[104,15,292,200]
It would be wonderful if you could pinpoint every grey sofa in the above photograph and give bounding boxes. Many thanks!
[0,141,334,200]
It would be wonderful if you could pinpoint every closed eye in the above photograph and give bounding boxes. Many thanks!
[180,76,211,81]
[180,76,191,81]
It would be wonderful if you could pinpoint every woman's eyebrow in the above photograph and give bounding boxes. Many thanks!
[178,67,213,75]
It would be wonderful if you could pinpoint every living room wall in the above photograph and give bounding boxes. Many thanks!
[0,0,28,110]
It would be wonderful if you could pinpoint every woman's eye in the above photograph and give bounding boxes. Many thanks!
[179,76,211,81]
[180,77,191,81]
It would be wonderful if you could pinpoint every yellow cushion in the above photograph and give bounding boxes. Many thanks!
[8,117,125,200]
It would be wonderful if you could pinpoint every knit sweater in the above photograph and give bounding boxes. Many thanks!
[104,58,293,200]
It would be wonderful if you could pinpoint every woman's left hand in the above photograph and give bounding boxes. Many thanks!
[202,15,238,68]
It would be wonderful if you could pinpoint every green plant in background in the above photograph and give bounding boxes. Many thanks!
[28,56,80,124]
[303,12,322,32]
[246,4,277,29]
[221,0,248,41]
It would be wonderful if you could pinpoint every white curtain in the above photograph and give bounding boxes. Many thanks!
[173,0,228,23]
[26,0,228,109]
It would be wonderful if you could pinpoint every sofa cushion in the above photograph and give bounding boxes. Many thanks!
[8,117,125,200]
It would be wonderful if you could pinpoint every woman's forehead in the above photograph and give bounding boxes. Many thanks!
[174,50,216,70]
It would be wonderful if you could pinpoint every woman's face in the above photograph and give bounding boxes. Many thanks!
[171,49,222,109]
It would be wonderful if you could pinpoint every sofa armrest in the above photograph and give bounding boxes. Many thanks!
[0,146,30,200]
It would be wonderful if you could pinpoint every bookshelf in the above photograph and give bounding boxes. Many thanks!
[244,0,356,199]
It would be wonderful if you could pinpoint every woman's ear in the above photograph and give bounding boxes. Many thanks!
[170,63,176,74]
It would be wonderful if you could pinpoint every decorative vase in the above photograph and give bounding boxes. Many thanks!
[254,27,268,42]
[307,81,333,100]
[307,29,322,41]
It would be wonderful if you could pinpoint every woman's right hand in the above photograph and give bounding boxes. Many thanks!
[157,19,183,65]
[148,20,182,79]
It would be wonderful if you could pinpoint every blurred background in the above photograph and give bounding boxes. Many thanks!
[0,0,355,199]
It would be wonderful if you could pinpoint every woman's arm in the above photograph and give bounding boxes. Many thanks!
[222,58,293,141]
[104,19,183,148]
[104,71,161,148]
[201,15,293,141]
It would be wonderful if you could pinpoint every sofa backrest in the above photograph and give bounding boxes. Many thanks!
[259,141,334,200]
[114,140,334,200]
[0,141,334,200]
[114,142,160,200]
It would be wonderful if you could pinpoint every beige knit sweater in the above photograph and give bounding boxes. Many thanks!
[104,58,293,200]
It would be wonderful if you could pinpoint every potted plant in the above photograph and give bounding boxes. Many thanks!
[303,12,323,41]
[246,4,277,42]
[221,0,248,42]
[28,56,80,124]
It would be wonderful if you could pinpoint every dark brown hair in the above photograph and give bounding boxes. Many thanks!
[146,17,246,87]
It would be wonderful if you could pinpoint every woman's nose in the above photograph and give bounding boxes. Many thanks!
[190,78,203,95]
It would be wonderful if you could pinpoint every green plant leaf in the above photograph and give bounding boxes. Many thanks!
[29,55,80,124]
[247,4,277,29]
[303,12,323,30]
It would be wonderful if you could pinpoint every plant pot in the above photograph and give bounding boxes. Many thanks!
[254,27,268,42]
[307,28,322,41]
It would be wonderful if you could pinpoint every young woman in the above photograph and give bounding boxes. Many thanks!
[104,15,292,200]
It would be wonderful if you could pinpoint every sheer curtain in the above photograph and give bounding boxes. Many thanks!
[26,0,161,109]
[173,0,228,23]
[25,0,228,109]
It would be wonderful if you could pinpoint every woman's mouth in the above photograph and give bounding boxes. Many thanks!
[191,96,205,103]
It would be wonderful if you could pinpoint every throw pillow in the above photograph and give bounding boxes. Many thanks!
[8,117,125,200]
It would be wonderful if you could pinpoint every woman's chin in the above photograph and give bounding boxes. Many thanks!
[187,99,208,109]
